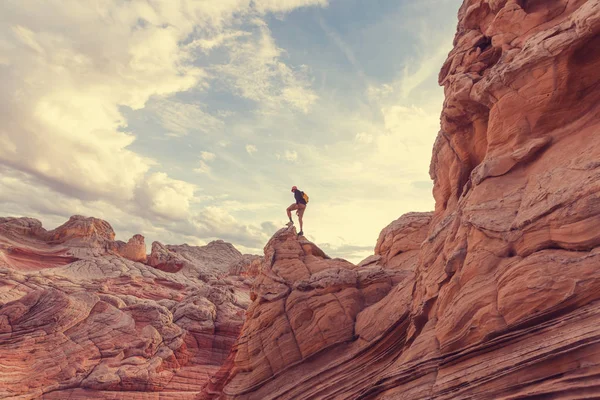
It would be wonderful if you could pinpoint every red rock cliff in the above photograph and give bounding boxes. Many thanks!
[210,1,600,398]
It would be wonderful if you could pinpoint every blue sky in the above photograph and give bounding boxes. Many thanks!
[0,0,462,262]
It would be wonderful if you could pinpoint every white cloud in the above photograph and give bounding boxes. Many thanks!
[276,150,298,162]
[246,144,258,155]
[171,206,270,249]
[212,22,318,113]
[0,1,210,204]
[0,0,327,245]
[151,99,223,138]
[253,0,328,13]
[0,167,267,252]
[134,172,196,220]
[194,161,212,175]
[201,151,217,161]
[186,30,248,54]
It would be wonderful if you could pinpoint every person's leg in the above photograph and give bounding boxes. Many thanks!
[297,204,306,233]
[286,204,299,223]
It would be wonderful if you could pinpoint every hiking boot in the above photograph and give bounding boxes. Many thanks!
[297,231,304,236]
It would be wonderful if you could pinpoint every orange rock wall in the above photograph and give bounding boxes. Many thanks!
[214,1,600,399]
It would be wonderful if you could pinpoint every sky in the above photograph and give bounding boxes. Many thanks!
[0,0,462,263]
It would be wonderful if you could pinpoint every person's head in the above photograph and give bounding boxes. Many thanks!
[291,186,297,192]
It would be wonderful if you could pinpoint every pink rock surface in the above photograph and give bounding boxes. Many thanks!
[0,216,253,400]
[207,1,600,399]
[3,1,600,399]
[204,226,413,398]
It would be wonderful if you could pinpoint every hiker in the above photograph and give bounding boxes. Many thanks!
[286,186,308,236]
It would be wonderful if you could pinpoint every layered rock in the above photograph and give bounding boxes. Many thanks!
[148,240,254,284]
[360,212,433,271]
[205,226,420,398]
[148,241,188,273]
[0,215,147,264]
[0,216,253,400]
[211,1,600,399]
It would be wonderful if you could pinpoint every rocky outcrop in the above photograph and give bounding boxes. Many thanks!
[209,1,600,399]
[0,216,254,400]
[0,215,147,264]
[109,234,147,263]
[205,226,416,398]
[359,211,433,271]
[148,241,187,273]
[148,240,254,283]
[227,255,263,278]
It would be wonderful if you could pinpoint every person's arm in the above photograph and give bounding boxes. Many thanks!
[294,191,302,204]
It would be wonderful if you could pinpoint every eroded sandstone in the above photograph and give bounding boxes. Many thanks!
[0,216,253,400]
[210,1,600,399]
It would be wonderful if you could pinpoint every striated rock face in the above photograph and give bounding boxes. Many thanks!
[0,215,147,263]
[0,216,254,400]
[2,1,599,398]
[47,215,116,243]
[210,1,600,399]
[206,226,420,398]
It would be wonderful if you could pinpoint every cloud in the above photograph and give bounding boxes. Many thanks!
[201,151,216,161]
[150,98,224,138]
[0,1,209,204]
[194,161,212,175]
[261,221,280,235]
[0,0,459,263]
[318,242,374,262]
[0,0,328,246]
[252,0,328,13]
[134,172,196,221]
[0,166,268,252]
[187,30,248,54]
[211,22,318,113]
[171,206,270,249]
[246,144,258,155]
[276,150,298,162]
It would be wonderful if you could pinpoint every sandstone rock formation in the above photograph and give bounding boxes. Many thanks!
[208,1,600,399]
[0,215,146,264]
[361,212,433,271]
[3,1,599,399]
[204,222,430,398]
[148,240,257,286]
[0,216,253,399]
[227,255,263,278]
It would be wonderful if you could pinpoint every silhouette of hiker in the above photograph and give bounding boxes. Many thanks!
[286,186,308,236]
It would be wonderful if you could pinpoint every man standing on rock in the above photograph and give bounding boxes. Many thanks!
[286,186,308,236]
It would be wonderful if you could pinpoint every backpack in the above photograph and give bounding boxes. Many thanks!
[302,192,309,204]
